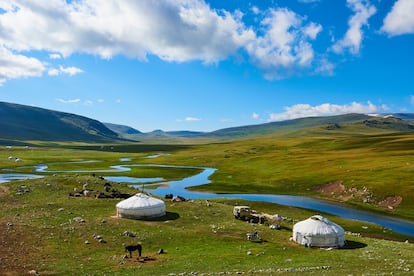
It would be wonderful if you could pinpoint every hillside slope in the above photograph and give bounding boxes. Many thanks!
[0,102,121,142]
[205,113,414,138]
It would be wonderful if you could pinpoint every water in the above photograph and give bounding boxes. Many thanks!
[0,173,44,184]
[1,162,413,236]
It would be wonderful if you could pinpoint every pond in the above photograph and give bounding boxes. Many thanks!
[1,162,413,236]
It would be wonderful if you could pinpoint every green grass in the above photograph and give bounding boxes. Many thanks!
[1,133,414,274]
[1,176,413,275]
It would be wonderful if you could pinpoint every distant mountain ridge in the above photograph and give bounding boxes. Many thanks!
[1,101,414,143]
[0,101,121,142]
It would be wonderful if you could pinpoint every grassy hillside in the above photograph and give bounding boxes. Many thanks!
[0,102,121,142]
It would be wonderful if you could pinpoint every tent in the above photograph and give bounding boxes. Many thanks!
[116,193,166,219]
[292,215,345,248]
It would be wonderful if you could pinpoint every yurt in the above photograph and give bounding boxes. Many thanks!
[116,193,166,219]
[292,215,345,248]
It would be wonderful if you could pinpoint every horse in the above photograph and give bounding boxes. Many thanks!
[125,244,142,258]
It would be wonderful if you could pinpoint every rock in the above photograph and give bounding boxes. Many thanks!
[73,217,85,223]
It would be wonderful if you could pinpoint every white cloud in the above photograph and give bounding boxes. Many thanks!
[47,68,60,76]
[176,116,201,122]
[0,0,331,82]
[251,6,260,15]
[0,0,254,63]
[185,117,201,122]
[252,112,259,120]
[298,0,320,3]
[57,98,81,104]
[48,65,83,76]
[381,0,414,36]
[269,102,388,121]
[245,8,322,79]
[332,0,376,54]
[49,53,62,59]
[410,95,414,106]
[59,66,83,76]
[0,45,45,84]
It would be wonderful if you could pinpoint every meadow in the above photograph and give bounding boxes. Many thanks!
[1,132,413,275]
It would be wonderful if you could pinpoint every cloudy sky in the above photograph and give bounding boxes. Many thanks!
[1,0,413,132]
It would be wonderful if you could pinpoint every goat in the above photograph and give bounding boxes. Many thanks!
[125,244,142,258]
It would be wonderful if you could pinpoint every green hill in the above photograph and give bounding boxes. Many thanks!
[206,114,414,138]
[0,101,122,143]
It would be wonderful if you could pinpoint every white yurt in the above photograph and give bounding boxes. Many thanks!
[116,193,166,219]
[292,215,345,248]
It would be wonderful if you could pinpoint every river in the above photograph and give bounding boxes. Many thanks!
[1,162,413,236]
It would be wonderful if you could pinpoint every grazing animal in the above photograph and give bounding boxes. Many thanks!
[246,231,261,241]
[125,244,142,257]
[104,183,112,192]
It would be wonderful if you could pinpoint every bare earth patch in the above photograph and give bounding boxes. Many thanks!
[313,180,345,195]
[0,219,41,275]
[314,180,401,209]
[378,196,403,210]
[0,186,46,275]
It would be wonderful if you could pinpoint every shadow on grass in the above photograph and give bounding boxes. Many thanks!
[341,239,368,250]
[141,212,180,221]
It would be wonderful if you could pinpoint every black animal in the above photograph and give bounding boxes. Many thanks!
[125,244,142,258]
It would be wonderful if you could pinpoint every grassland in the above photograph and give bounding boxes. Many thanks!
[1,132,414,275]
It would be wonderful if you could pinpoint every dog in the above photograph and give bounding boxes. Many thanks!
[125,244,142,258]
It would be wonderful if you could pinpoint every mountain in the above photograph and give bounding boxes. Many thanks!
[204,113,414,138]
[146,130,205,137]
[206,113,370,137]
[104,123,142,135]
[0,102,122,142]
[2,101,414,143]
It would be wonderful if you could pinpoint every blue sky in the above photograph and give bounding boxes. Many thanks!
[0,0,413,132]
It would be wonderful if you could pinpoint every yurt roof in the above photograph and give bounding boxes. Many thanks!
[116,193,165,210]
[293,215,344,235]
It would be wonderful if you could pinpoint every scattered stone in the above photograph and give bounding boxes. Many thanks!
[7,222,13,227]
[157,248,164,255]
[84,240,90,244]
[28,270,39,275]
[72,217,86,223]
[58,208,65,212]
[122,231,136,237]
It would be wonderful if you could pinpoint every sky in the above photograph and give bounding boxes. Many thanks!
[0,0,414,132]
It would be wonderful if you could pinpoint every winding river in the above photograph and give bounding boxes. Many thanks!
[1,161,414,236]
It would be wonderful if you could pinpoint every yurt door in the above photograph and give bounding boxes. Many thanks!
[296,232,303,244]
